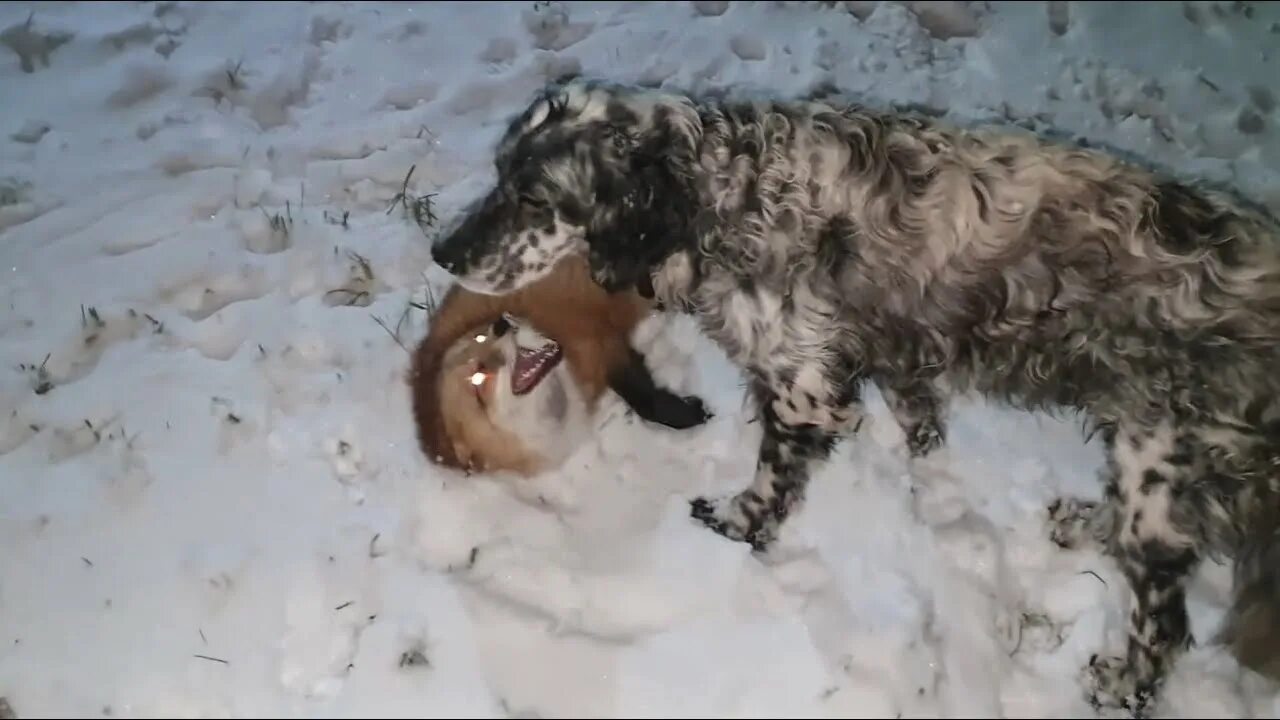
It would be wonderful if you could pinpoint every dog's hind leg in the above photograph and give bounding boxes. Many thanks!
[878,377,947,458]
[1218,488,1280,683]
[690,367,863,551]
[1081,420,1200,718]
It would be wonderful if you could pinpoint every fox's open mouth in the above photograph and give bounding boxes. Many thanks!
[512,340,563,396]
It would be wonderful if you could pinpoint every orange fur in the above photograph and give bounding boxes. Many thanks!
[409,253,654,475]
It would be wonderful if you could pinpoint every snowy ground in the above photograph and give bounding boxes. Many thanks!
[1,1,1279,717]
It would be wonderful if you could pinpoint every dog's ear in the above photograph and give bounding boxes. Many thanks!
[578,93,701,295]
[523,76,594,136]
[509,80,576,145]
[635,270,656,300]
[585,160,689,294]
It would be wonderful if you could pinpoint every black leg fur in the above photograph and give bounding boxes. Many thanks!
[878,378,947,458]
[1051,421,1202,717]
[609,347,712,430]
[690,374,861,551]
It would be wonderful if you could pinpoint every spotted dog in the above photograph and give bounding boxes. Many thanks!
[429,77,1280,715]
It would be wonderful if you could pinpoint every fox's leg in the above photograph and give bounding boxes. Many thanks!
[609,347,712,430]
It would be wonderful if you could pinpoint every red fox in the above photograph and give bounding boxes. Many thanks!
[409,253,710,477]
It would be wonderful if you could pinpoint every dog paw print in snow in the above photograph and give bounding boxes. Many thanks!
[729,34,766,62]
[397,637,431,672]
[11,119,50,144]
[47,417,110,464]
[0,408,41,456]
[1,13,74,74]
[279,575,372,701]
[522,1,593,52]
[326,431,375,504]
[905,454,970,527]
[692,1,729,17]
[102,425,154,510]
[997,607,1070,659]
[211,396,257,454]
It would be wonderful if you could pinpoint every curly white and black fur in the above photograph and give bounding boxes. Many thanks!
[431,77,1280,716]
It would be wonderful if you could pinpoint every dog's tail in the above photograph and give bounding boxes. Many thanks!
[1217,491,1280,681]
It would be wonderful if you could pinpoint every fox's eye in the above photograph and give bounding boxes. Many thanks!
[469,369,490,408]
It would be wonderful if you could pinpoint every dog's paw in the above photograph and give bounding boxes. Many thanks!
[1047,497,1100,550]
[689,493,774,551]
[905,419,945,458]
[1084,655,1152,718]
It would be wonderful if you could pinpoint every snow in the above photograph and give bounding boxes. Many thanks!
[1,0,1278,717]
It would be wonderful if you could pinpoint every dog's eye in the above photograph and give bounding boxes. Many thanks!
[519,195,547,210]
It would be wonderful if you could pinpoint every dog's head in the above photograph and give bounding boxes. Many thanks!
[431,78,701,297]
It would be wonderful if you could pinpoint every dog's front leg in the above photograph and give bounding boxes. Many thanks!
[690,375,863,551]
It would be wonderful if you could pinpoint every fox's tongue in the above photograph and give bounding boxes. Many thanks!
[512,342,562,396]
